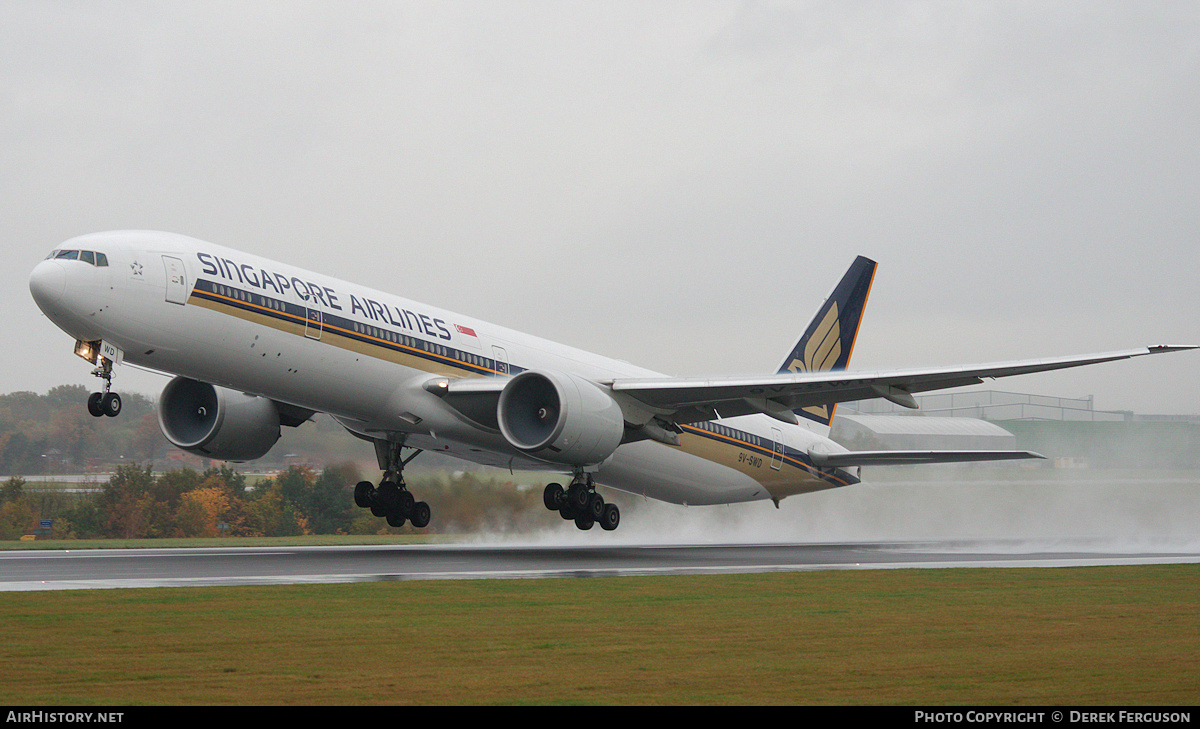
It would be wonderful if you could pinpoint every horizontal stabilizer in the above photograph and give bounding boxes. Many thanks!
[807,449,1045,467]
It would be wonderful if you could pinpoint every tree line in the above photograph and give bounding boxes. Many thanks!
[1,463,550,540]
[0,384,378,475]
[0,385,160,474]
[0,386,585,539]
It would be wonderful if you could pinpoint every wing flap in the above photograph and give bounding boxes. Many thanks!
[808,450,1045,467]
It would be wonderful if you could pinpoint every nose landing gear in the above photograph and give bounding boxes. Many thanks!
[86,355,122,418]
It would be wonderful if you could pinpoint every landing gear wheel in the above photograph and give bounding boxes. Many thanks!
[386,512,407,528]
[87,392,105,418]
[369,481,390,517]
[575,515,595,530]
[396,488,415,517]
[409,501,431,529]
[568,483,590,511]
[600,503,620,531]
[376,480,401,512]
[588,492,606,521]
[543,483,565,511]
[101,392,122,417]
[354,481,375,508]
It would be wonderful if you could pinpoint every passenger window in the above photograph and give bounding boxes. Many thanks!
[80,251,95,265]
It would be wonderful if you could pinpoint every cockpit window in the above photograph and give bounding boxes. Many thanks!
[46,249,109,266]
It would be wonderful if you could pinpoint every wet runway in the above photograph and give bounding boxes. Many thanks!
[2,540,1198,591]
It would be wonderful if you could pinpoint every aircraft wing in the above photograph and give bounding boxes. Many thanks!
[434,345,1193,433]
[607,345,1195,425]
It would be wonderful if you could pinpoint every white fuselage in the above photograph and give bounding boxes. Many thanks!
[29,230,857,506]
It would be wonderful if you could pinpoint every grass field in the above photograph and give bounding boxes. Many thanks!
[2,564,1197,705]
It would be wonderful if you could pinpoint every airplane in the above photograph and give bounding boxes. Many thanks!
[27,230,1194,532]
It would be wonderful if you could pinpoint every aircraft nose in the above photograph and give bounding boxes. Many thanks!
[29,259,66,313]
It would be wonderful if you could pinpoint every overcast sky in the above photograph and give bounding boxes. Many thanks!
[4,1,1198,414]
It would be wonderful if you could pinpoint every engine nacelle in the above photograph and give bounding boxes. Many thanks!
[497,369,625,466]
[157,377,281,462]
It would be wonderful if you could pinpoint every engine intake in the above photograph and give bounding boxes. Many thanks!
[497,370,624,466]
[157,377,281,462]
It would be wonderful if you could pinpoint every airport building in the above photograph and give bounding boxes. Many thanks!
[831,414,1018,453]
[844,389,1136,422]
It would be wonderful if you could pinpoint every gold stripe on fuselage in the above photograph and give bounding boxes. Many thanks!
[189,288,489,379]
[678,424,852,499]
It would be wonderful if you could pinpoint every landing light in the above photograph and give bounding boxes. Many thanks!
[74,340,101,365]
[423,377,451,395]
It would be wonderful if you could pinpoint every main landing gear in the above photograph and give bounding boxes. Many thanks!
[354,439,431,529]
[86,356,122,418]
[543,474,620,531]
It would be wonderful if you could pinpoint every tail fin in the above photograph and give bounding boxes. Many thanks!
[777,255,877,426]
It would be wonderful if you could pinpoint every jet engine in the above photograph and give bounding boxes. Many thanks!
[157,377,281,462]
[497,369,625,466]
